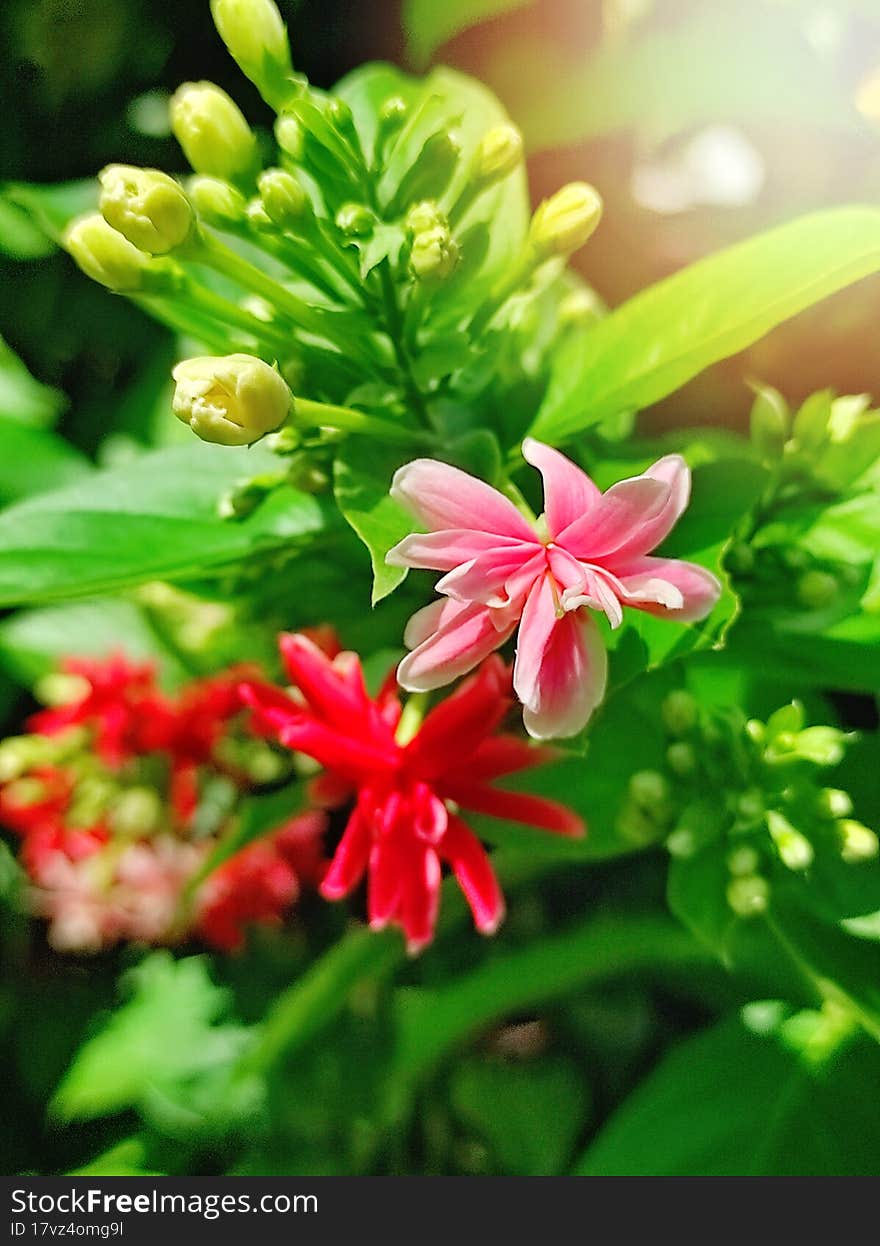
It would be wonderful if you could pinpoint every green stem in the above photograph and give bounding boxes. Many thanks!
[170,279,291,353]
[194,232,330,335]
[293,397,428,446]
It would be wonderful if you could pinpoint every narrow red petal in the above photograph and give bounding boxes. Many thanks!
[440,815,505,935]
[403,656,511,780]
[319,807,371,899]
[466,735,560,781]
[444,782,585,837]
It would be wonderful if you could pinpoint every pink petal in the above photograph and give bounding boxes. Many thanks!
[435,541,539,605]
[513,576,608,739]
[522,438,601,539]
[556,476,670,561]
[614,555,721,622]
[386,529,530,571]
[319,807,371,899]
[391,459,536,540]
[440,815,505,935]
[398,600,516,693]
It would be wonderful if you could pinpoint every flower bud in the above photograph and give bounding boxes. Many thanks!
[405,200,445,237]
[110,787,163,836]
[170,82,259,183]
[628,769,670,810]
[766,810,814,871]
[727,845,760,877]
[472,124,523,185]
[817,788,853,820]
[409,225,459,281]
[838,819,880,864]
[99,165,193,255]
[726,874,769,918]
[796,569,838,610]
[379,95,408,132]
[172,353,291,446]
[666,741,696,777]
[558,287,602,331]
[64,214,152,292]
[529,182,603,259]
[275,114,304,160]
[794,726,848,767]
[258,167,310,229]
[188,176,247,228]
[736,788,765,823]
[335,202,375,238]
[661,689,698,737]
[210,0,293,107]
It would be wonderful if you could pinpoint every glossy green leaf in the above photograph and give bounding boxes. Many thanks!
[576,1016,880,1175]
[2,179,98,244]
[0,337,67,428]
[531,208,880,443]
[0,444,334,607]
[0,416,90,505]
[333,439,413,604]
[51,953,250,1122]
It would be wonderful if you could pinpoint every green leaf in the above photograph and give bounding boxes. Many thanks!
[0,416,90,506]
[51,953,250,1122]
[531,208,880,443]
[333,440,414,604]
[450,1056,589,1175]
[0,195,57,259]
[0,337,67,427]
[403,0,533,67]
[2,179,98,244]
[0,444,333,607]
[576,1015,880,1175]
[69,1138,163,1177]
[0,598,191,687]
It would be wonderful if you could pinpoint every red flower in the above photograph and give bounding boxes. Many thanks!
[28,655,172,766]
[196,811,327,951]
[240,635,583,954]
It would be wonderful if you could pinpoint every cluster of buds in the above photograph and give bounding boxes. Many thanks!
[62,0,604,465]
[729,387,880,616]
[0,654,326,953]
[616,689,876,919]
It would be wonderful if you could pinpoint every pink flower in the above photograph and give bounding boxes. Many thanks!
[387,439,720,739]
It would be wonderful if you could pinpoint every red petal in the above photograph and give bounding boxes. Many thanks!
[400,842,442,955]
[467,735,559,781]
[403,656,511,780]
[319,807,371,899]
[367,838,402,930]
[443,782,585,837]
[440,815,505,935]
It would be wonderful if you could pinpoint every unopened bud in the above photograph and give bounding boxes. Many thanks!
[275,114,304,160]
[661,689,698,737]
[172,353,291,446]
[170,82,259,183]
[838,819,880,863]
[529,182,603,259]
[410,225,459,281]
[726,874,770,918]
[405,200,445,237]
[335,202,374,238]
[666,826,698,858]
[817,788,853,820]
[666,741,696,777]
[99,165,193,255]
[391,131,460,213]
[34,672,91,707]
[189,176,247,228]
[64,214,152,292]
[736,788,765,823]
[796,569,838,610]
[472,124,523,185]
[558,287,602,331]
[766,810,814,870]
[628,769,670,810]
[727,845,760,877]
[794,726,848,767]
[210,0,293,107]
[110,787,163,836]
[258,167,310,229]
[379,95,408,131]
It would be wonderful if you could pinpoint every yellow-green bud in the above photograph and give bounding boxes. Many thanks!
[818,788,853,820]
[99,165,193,255]
[726,874,770,918]
[736,788,765,823]
[766,810,814,871]
[529,182,603,259]
[558,287,602,331]
[796,569,838,610]
[258,167,309,229]
[172,353,291,446]
[275,114,304,160]
[473,123,523,185]
[405,200,445,237]
[335,202,375,238]
[794,726,848,767]
[666,741,696,777]
[189,176,247,228]
[628,769,670,810]
[725,541,755,575]
[838,819,880,864]
[210,0,292,107]
[727,845,761,877]
[410,225,459,281]
[64,214,152,292]
[749,384,790,457]
[665,826,698,858]
[379,95,408,131]
[110,787,163,836]
[170,81,258,182]
[661,689,698,737]
[245,198,273,231]
[34,672,91,707]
